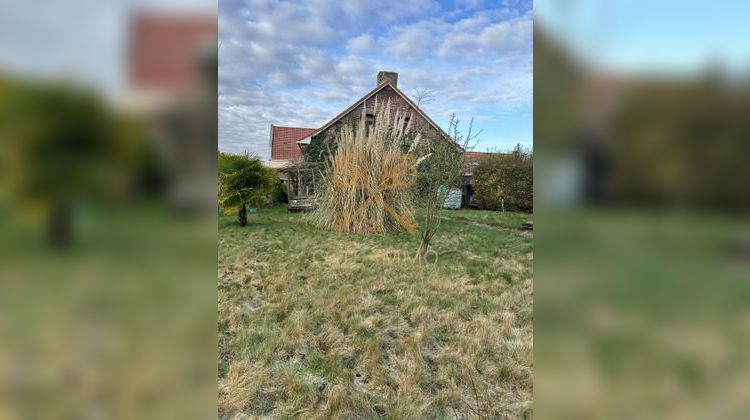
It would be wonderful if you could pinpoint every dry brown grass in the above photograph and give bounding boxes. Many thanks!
[218,207,533,418]
[311,99,421,234]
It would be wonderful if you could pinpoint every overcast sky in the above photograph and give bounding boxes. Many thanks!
[219,0,533,158]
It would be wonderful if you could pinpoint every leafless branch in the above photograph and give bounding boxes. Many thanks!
[411,87,436,106]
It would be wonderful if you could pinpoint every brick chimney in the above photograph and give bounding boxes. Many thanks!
[377,71,398,87]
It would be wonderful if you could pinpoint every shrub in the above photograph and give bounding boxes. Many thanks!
[311,99,420,234]
[473,145,533,212]
[1,78,161,247]
[218,152,278,226]
[272,177,287,204]
[302,133,336,164]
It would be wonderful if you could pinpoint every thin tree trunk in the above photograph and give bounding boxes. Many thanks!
[417,239,429,262]
[238,203,247,227]
[416,227,432,263]
[48,199,72,248]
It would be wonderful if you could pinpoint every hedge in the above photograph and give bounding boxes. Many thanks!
[472,146,533,212]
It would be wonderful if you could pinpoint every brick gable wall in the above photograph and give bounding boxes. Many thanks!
[317,85,444,143]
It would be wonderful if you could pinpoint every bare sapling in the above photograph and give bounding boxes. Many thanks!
[414,114,480,262]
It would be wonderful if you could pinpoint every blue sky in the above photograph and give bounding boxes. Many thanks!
[219,0,533,158]
[535,0,750,76]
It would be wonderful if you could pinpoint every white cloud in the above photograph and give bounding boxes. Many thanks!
[438,11,532,59]
[346,34,374,54]
[384,19,447,60]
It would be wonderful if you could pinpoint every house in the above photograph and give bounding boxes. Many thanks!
[125,12,217,213]
[267,71,478,208]
[268,71,451,166]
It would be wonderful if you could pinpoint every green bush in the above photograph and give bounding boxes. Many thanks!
[218,152,279,225]
[473,145,533,212]
[272,176,287,204]
[303,132,337,164]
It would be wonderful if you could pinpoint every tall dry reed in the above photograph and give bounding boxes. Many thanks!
[312,99,421,234]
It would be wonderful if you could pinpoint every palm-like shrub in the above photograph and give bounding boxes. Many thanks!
[218,152,277,226]
[312,100,420,234]
[1,79,158,247]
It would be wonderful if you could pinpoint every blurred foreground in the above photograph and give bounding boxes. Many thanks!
[0,2,217,418]
[535,1,750,418]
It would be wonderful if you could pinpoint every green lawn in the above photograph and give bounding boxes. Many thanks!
[218,205,533,418]
[534,209,750,419]
[441,208,533,230]
[0,204,217,419]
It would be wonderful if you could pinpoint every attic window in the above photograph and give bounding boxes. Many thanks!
[365,113,375,125]
[402,116,410,130]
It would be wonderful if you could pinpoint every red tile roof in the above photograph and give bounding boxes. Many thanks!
[128,13,217,92]
[270,126,316,160]
[464,151,495,164]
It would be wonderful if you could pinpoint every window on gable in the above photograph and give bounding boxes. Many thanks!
[365,113,375,134]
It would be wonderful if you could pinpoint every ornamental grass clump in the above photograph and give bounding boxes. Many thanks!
[312,99,421,234]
